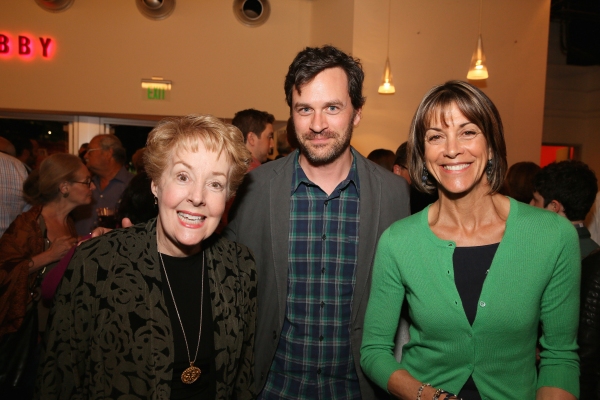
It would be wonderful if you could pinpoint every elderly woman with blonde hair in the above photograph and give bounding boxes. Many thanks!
[36,115,257,400]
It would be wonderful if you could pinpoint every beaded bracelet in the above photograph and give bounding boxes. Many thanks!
[416,383,431,400]
[432,389,462,400]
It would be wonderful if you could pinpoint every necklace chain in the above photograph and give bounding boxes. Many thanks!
[159,251,204,372]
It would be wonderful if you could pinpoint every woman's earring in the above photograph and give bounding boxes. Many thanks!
[486,159,493,178]
[422,168,429,186]
[154,196,158,205]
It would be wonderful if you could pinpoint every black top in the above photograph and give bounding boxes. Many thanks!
[160,251,215,399]
[453,243,500,400]
[410,186,438,215]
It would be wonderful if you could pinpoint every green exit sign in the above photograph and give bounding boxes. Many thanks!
[147,87,166,100]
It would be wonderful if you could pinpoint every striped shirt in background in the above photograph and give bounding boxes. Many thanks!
[0,152,29,237]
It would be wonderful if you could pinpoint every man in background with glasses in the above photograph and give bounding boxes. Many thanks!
[72,134,133,236]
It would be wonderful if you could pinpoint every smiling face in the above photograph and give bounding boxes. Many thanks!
[424,103,491,196]
[151,143,230,257]
[292,67,361,166]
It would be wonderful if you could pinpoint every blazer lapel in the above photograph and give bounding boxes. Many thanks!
[352,154,382,323]
[269,156,293,327]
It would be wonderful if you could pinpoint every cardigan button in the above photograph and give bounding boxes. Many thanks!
[479,301,486,307]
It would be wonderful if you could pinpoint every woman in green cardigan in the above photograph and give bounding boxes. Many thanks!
[360,81,580,400]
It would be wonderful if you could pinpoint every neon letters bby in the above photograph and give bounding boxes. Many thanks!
[0,33,55,60]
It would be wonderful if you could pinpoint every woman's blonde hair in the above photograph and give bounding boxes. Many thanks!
[23,153,83,205]
[144,114,251,199]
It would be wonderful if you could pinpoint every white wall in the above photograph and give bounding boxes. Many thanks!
[0,0,551,164]
[352,0,551,165]
[0,1,311,119]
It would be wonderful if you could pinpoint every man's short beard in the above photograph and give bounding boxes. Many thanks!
[296,118,354,167]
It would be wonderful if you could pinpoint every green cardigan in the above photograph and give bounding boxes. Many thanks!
[360,198,580,399]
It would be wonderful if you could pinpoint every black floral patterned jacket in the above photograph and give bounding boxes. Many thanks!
[35,219,257,399]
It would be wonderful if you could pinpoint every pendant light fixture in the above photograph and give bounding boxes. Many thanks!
[378,0,395,94]
[467,0,489,80]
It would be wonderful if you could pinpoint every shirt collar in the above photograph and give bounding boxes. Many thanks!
[92,166,130,185]
[290,148,360,195]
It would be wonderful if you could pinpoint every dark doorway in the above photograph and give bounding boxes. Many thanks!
[112,124,153,169]
[0,118,69,168]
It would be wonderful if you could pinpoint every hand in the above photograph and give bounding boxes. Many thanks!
[90,227,112,238]
[76,233,93,246]
[48,235,77,261]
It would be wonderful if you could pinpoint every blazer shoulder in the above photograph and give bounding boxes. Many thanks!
[247,153,294,183]
[74,222,153,264]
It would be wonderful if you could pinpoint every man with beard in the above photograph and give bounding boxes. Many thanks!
[225,45,410,399]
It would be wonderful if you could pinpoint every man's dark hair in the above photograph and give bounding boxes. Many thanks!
[394,142,408,168]
[117,172,157,225]
[367,149,395,172]
[284,45,366,110]
[505,161,541,204]
[533,160,598,221]
[6,135,33,159]
[231,109,275,142]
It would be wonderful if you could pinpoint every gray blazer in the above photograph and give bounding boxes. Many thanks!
[225,149,410,399]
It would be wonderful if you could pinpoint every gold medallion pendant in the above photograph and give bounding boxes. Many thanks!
[181,364,202,384]
[159,252,206,386]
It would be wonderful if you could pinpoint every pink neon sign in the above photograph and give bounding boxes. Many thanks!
[0,32,55,60]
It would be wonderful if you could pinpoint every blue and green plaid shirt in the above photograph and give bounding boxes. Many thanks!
[260,151,361,399]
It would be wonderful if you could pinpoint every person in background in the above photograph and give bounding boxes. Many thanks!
[116,171,156,227]
[504,161,541,204]
[0,153,94,399]
[225,45,410,399]
[36,115,257,400]
[72,134,133,235]
[275,117,297,159]
[217,109,275,233]
[531,160,598,259]
[0,136,17,157]
[393,141,438,214]
[529,161,600,399]
[130,147,146,174]
[6,135,36,173]
[361,80,580,399]
[586,192,600,243]
[77,143,88,163]
[232,108,275,170]
[578,248,600,400]
[367,148,395,172]
[0,149,30,238]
